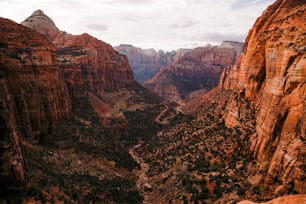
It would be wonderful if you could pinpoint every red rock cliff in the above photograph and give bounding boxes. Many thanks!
[220,0,306,194]
[144,42,243,100]
[22,10,134,100]
[0,18,71,184]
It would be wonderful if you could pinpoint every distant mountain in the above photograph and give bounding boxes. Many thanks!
[143,41,244,101]
[22,10,134,98]
[114,44,190,82]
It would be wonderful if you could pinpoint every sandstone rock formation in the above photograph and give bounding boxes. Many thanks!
[144,42,244,100]
[0,17,71,186]
[22,10,134,114]
[21,10,59,41]
[238,194,306,204]
[219,0,306,194]
[114,44,186,82]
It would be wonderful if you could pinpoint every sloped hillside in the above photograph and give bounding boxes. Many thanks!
[144,41,243,101]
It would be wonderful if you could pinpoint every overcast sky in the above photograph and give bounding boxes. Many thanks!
[0,0,275,50]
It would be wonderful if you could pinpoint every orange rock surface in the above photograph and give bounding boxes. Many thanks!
[220,0,306,194]
[238,194,306,204]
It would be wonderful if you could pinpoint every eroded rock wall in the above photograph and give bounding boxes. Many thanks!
[0,18,71,184]
[220,0,306,194]
[22,10,134,100]
[145,42,243,100]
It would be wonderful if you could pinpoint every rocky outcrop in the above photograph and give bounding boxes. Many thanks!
[21,10,59,42]
[22,11,134,121]
[220,0,306,194]
[238,194,306,204]
[0,18,71,185]
[114,44,185,82]
[22,10,134,106]
[144,42,243,100]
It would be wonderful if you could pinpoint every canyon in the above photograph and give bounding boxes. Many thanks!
[143,0,305,202]
[115,42,244,101]
[0,0,305,203]
[143,41,244,101]
[0,11,171,203]
[114,44,186,83]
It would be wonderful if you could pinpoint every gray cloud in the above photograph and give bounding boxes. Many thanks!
[0,0,275,50]
[184,0,207,4]
[121,14,142,22]
[118,0,153,4]
[176,32,245,43]
[51,0,82,8]
[98,0,154,5]
[87,23,108,31]
[200,32,245,42]
[231,0,275,10]
[169,20,198,29]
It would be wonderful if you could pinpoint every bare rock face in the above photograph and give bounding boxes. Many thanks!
[21,10,59,41]
[0,18,71,184]
[220,0,306,194]
[144,42,243,100]
[55,34,134,100]
[238,194,306,204]
[22,10,134,101]
[114,44,183,82]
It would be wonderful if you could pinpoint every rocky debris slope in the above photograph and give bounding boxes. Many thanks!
[137,0,306,202]
[144,41,243,101]
[0,17,71,194]
[219,0,306,195]
[134,89,263,203]
[114,44,187,82]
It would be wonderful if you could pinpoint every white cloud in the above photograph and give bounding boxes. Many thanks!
[0,0,276,50]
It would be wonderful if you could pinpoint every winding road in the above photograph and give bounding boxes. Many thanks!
[129,144,152,204]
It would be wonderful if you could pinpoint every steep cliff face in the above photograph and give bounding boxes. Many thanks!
[22,10,134,101]
[114,44,184,82]
[0,17,71,186]
[144,42,243,100]
[220,0,306,194]
[55,34,134,99]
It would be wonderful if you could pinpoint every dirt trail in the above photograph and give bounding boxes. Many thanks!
[154,106,169,124]
[129,144,152,204]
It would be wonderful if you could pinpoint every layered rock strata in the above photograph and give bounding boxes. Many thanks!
[219,0,306,194]
[0,18,71,184]
[114,44,185,82]
[22,10,134,101]
[144,42,243,100]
